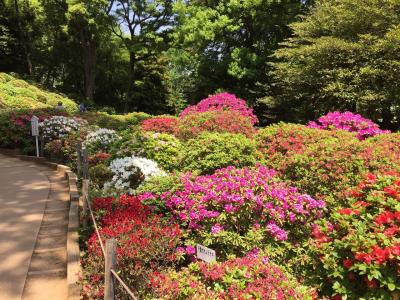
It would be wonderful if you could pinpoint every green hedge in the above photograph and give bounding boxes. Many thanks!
[0,73,78,114]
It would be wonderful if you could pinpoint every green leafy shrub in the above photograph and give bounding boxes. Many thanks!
[81,111,151,130]
[175,110,256,141]
[142,132,183,172]
[181,132,260,175]
[88,164,113,189]
[0,73,78,113]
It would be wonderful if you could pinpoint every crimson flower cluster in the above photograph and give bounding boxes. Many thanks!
[82,194,182,299]
[179,92,258,124]
[308,111,389,140]
[140,117,178,134]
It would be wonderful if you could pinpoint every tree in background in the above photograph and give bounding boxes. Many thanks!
[171,0,307,106]
[268,0,400,130]
[108,0,174,112]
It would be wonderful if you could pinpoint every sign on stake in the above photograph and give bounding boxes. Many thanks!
[196,244,216,263]
[31,116,39,157]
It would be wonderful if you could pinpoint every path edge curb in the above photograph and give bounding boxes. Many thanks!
[0,150,81,300]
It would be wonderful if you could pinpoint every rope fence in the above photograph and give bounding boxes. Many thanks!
[79,146,138,300]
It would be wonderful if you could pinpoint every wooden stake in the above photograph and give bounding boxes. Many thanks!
[104,238,117,300]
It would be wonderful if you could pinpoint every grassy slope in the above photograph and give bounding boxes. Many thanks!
[0,73,78,114]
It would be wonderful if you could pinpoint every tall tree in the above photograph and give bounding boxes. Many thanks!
[171,0,307,105]
[109,0,174,112]
[269,0,400,129]
[66,0,113,101]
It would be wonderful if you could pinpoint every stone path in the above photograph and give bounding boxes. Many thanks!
[0,154,69,300]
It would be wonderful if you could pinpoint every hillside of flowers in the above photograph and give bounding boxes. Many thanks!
[1,93,399,299]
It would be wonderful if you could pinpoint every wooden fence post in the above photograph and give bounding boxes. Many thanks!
[76,142,82,178]
[82,147,89,180]
[82,179,90,228]
[104,238,117,300]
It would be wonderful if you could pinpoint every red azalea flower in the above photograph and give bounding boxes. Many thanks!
[348,272,356,281]
[364,278,378,289]
[343,259,353,269]
[384,186,398,197]
[375,211,395,225]
[331,295,342,300]
[366,173,377,183]
[338,208,360,215]
[355,252,373,264]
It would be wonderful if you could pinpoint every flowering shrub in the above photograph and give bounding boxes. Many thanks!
[150,257,311,299]
[0,109,63,153]
[88,152,111,166]
[310,173,400,299]
[142,132,183,172]
[83,128,120,154]
[180,92,258,124]
[258,123,369,200]
[364,133,400,174]
[257,123,357,173]
[40,115,81,140]
[104,156,166,193]
[175,110,256,140]
[140,116,178,134]
[82,194,182,299]
[182,132,260,175]
[161,166,325,258]
[308,111,390,140]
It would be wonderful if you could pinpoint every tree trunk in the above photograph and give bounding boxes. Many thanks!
[82,31,96,102]
[381,104,394,130]
[125,51,136,113]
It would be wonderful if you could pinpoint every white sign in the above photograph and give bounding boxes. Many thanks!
[31,116,39,136]
[196,244,216,263]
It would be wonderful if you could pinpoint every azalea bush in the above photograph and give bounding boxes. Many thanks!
[142,132,183,172]
[311,173,400,299]
[81,194,182,299]
[40,115,82,140]
[161,165,325,259]
[104,156,166,193]
[140,116,178,134]
[150,257,312,299]
[365,133,400,174]
[308,111,390,140]
[181,132,260,175]
[175,110,256,140]
[83,128,120,154]
[180,92,258,124]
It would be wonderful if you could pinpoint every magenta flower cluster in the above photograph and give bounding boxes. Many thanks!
[161,166,325,241]
[308,111,390,140]
[179,92,258,124]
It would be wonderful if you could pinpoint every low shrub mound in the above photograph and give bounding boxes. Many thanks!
[142,132,183,172]
[180,92,258,124]
[150,257,312,299]
[83,128,121,154]
[311,173,400,299]
[161,165,325,258]
[175,110,256,140]
[140,116,178,134]
[81,111,151,130]
[40,115,83,140]
[308,111,389,140]
[104,156,166,192]
[181,132,260,175]
[0,72,78,113]
[82,195,182,299]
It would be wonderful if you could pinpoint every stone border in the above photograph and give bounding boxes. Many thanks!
[0,151,81,300]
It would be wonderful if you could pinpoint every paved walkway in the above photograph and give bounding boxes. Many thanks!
[0,154,69,300]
